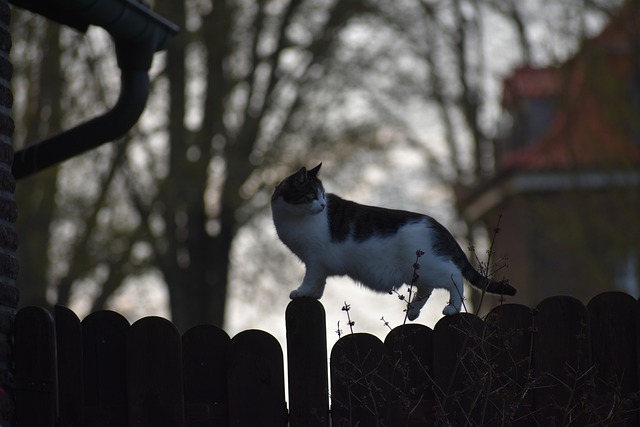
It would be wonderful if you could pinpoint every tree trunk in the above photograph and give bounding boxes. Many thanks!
[14,22,62,308]
[153,0,237,331]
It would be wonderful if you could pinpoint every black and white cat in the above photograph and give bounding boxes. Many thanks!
[271,163,515,320]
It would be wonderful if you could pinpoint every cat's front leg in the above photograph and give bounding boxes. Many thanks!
[290,266,327,299]
[407,286,433,321]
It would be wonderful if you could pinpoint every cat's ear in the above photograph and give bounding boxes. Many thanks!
[294,167,307,185]
[308,163,322,178]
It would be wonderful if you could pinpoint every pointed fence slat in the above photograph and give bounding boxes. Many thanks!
[55,305,84,427]
[127,316,184,427]
[183,324,231,426]
[330,333,389,426]
[228,329,288,426]
[82,310,130,426]
[13,307,57,427]
[533,296,591,425]
[587,291,639,425]
[384,324,434,427]
[286,298,329,427]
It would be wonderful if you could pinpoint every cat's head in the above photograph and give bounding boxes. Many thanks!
[271,163,326,216]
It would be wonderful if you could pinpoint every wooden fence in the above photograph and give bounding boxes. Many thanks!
[12,291,640,426]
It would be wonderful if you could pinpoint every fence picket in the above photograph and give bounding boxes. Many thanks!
[433,312,486,425]
[286,298,329,427]
[384,324,434,427]
[13,306,57,427]
[485,304,535,426]
[228,330,288,426]
[127,316,184,427]
[533,296,591,425]
[183,324,231,426]
[9,292,640,426]
[330,333,388,426]
[82,310,130,426]
[587,291,639,425]
[55,305,84,427]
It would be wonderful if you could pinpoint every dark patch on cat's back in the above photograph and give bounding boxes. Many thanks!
[327,194,424,242]
[426,216,468,267]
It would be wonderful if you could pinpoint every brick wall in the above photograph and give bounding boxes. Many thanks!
[0,0,17,423]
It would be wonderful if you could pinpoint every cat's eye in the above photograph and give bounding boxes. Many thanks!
[303,192,316,202]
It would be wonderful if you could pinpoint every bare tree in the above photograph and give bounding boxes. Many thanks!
[14,1,386,330]
[13,0,624,331]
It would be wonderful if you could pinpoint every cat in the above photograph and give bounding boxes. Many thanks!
[270,163,515,320]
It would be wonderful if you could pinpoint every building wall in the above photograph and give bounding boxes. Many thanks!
[485,184,640,307]
[0,0,17,423]
[482,198,537,306]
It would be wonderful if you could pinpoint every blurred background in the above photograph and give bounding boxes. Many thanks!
[10,0,639,346]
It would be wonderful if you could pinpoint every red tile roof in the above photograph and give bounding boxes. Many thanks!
[501,96,640,170]
[502,66,562,109]
[499,2,640,171]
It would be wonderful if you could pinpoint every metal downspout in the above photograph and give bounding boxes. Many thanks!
[10,0,178,180]
[12,54,150,179]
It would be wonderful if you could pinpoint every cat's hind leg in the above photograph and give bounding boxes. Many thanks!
[407,286,433,321]
[290,266,327,299]
[442,274,464,315]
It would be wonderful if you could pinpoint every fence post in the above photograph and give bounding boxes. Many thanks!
[55,305,84,427]
[82,310,130,426]
[182,324,231,426]
[13,307,57,427]
[286,298,329,427]
[127,316,184,427]
[228,330,288,426]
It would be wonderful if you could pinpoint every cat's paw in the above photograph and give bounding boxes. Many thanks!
[407,307,421,321]
[442,305,459,316]
[289,288,320,299]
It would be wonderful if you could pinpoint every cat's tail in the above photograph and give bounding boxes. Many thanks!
[462,263,516,296]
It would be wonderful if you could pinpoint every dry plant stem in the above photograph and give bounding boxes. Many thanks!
[440,215,507,419]
[341,301,355,334]
[466,213,505,316]
[403,250,424,325]
[380,317,392,330]
[481,213,504,307]
[330,213,638,424]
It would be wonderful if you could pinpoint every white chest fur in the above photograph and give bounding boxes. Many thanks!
[271,198,330,262]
